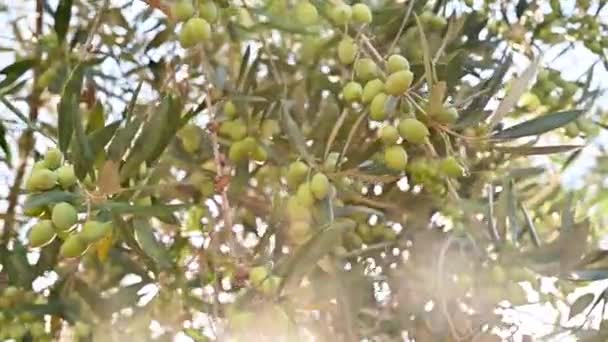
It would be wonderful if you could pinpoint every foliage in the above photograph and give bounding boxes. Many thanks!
[0,0,607,340]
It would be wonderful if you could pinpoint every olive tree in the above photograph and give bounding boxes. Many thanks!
[0,0,607,340]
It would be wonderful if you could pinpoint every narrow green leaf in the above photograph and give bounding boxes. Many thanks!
[57,65,85,153]
[124,80,143,120]
[0,58,36,89]
[414,14,435,86]
[108,117,143,162]
[133,218,173,270]
[280,102,316,166]
[72,103,95,180]
[0,120,11,165]
[520,203,541,247]
[88,120,121,157]
[492,110,584,140]
[496,144,583,156]
[24,190,80,211]
[569,269,608,282]
[568,293,594,320]
[98,202,188,217]
[54,0,73,41]
[85,101,105,133]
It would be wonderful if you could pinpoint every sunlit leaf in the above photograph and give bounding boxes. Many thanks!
[493,110,584,140]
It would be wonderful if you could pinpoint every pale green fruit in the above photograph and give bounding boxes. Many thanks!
[387,55,410,73]
[74,321,92,337]
[228,141,248,162]
[43,148,62,170]
[286,196,311,223]
[435,106,459,124]
[369,93,388,121]
[439,157,463,178]
[385,70,413,95]
[337,37,357,65]
[362,79,384,103]
[172,0,195,22]
[51,202,78,231]
[223,101,237,119]
[379,125,400,145]
[384,145,408,171]
[28,220,56,248]
[330,3,352,25]
[80,220,112,243]
[59,234,87,258]
[260,276,282,295]
[56,164,77,189]
[249,266,268,288]
[32,160,47,171]
[199,1,219,23]
[286,161,309,188]
[355,58,378,81]
[288,221,311,245]
[252,145,268,162]
[295,2,318,25]
[179,18,211,48]
[352,3,372,24]
[310,173,330,200]
[398,118,429,144]
[342,81,363,102]
[296,182,316,207]
[260,119,280,139]
[26,169,58,191]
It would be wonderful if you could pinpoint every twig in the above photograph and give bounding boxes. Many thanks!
[387,0,416,56]
[1,0,44,243]
[141,0,172,19]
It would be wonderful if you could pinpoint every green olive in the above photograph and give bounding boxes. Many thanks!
[386,54,410,73]
[352,3,372,24]
[172,0,195,22]
[379,125,400,145]
[223,100,237,119]
[51,202,78,231]
[362,79,384,103]
[435,106,459,124]
[330,3,352,25]
[369,93,388,121]
[384,145,408,171]
[384,70,413,95]
[296,182,316,207]
[398,118,429,144]
[355,58,378,81]
[286,161,309,188]
[295,2,319,25]
[286,196,311,222]
[337,37,358,65]
[26,169,58,192]
[59,234,87,258]
[342,81,363,102]
[43,148,62,170]
[288,221,311,245]
[80,220,112,243]
[249,266,269,288]
[56,164,77,189]
[438,157,463,178]
[28,220,56,248]
[310,173,330,200]
[179,18,211,48]
[199,1,219,23]
[260,276,282,295]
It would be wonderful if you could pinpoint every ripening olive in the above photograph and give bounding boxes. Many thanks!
[28,220,56,248]
[296,182,316,207]
[379,125,400,145]
[310,173,330,200]
[369,93,388,121]
[56,164,77,189]
[59,234,87,258]
[398,118,429,144]
[286,161,309,188]
[387,54,410,73]
[224,101,237,119]
[385,70,413,95]
[172,0,195,22]
[384,145,408,171]
[80,220,111,243]
[439,157,463,178]
[220,119,248,141]
[355,58,378,81]
[362,79,384,103]
[26,169,58,192]
[435,106,459,124]
[249,266,268,288]
[199,1,218,23]
[179,18,211,48]
[43,148,62,170]
[295,2,318,25]
[330,3,352,25]
[51,202,78,231]
[342,81,363,102]
[337,37,357,65]
[352,3,372,24]
[288,221,311,245]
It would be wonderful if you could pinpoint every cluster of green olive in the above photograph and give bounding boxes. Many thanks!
[218,101,269,163]
[399,11,447,62]
[0,286,51,340]
[407,157,464,195]
[248,265,281,296]
[24,148,112,258]
[172,0,218,48]
[284,161,331,245]
[343,221,397,251]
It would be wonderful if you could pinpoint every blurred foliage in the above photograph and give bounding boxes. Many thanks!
[0,0,607,341]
